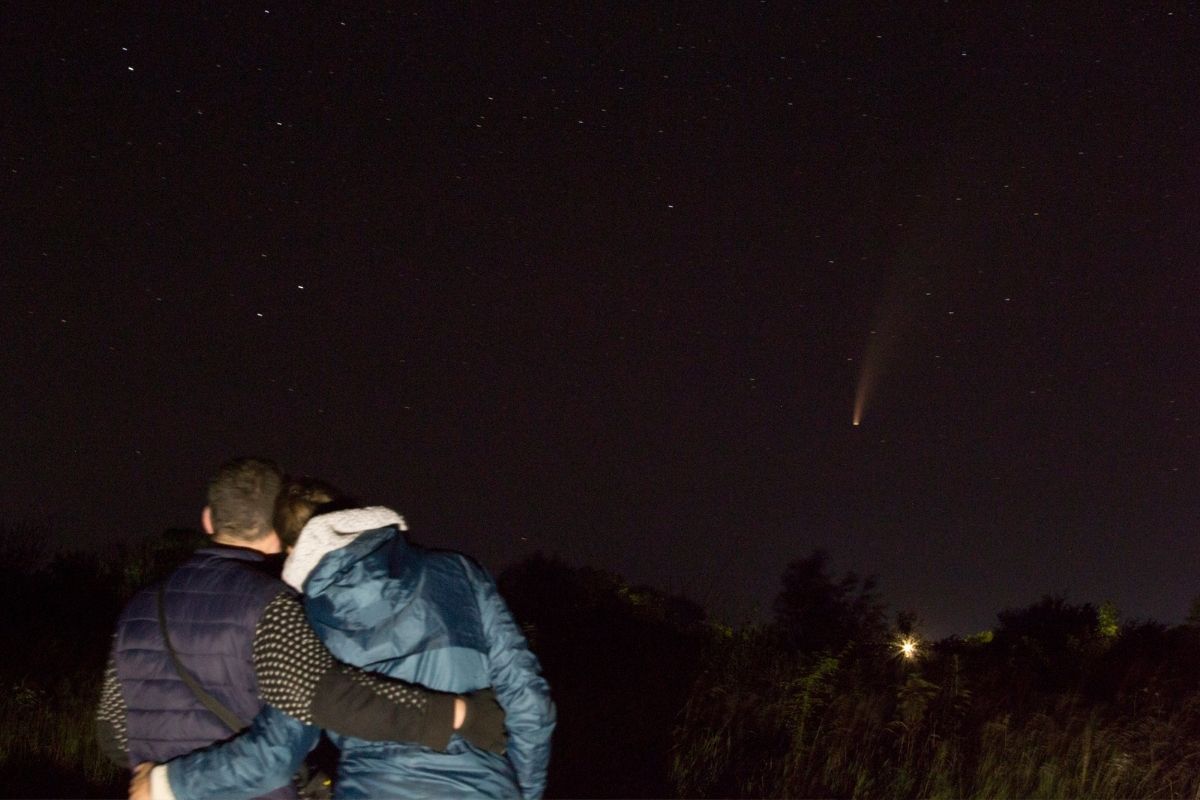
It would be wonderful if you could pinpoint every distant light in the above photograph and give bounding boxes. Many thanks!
[898,637,918,660]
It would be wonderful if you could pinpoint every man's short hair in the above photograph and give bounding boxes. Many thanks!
[206,458,283,541]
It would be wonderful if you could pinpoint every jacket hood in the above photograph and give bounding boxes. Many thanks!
[282,506,406,592]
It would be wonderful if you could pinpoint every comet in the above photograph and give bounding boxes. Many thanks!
[852,286,914,426]
[852,331,882,427]
[851,196,962,426]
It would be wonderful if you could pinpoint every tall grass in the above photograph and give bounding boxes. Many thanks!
[0,527,205,797]
[671,618,1200,798]
[0,674,123,797]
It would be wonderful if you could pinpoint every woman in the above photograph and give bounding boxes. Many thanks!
[279,479,554,798]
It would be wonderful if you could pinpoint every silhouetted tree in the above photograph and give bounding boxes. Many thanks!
[1186,595,1200,628]
[988,595,1102,693]
[772,549,887,654]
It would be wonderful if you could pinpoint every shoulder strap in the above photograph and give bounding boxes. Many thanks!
[156,584,249,733]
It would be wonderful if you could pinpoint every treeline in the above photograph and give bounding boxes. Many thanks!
[672,552,1200,798]
[3,531,1200,798]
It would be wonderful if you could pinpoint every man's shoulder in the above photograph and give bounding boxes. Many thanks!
[188,547,285,578]
[119,556,287,617]
[161,551,289,610]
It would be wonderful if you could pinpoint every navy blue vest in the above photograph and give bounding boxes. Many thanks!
[114,545,298,800]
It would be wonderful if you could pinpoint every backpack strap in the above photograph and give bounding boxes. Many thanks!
[156,584,248,733]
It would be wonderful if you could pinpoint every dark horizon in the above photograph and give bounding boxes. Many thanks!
[3,4,1197,639]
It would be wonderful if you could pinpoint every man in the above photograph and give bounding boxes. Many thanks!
[99,458,506,800]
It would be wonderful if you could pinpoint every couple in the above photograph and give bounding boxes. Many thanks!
[98,458,555,799]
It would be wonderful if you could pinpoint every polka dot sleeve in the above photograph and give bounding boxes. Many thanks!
[95,648,128,766]
[252,592,456,748]
[252,593,334,723]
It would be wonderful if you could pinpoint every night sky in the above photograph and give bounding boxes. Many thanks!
[3,4,1197,637]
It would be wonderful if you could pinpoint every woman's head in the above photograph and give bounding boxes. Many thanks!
[274,476,355,549]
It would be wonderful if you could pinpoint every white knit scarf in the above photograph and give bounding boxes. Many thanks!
[281,506,407,592]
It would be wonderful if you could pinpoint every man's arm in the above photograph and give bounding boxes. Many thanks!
[473,563,557,800]
[254,592,479,747]
[95,646,128,768]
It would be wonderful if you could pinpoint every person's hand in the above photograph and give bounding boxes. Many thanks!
[129,762,153,800]
[453,696,467,730]
[457,688,507,755]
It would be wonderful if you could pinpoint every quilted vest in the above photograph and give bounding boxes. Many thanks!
[114,545,298,800]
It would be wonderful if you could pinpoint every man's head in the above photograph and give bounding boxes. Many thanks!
[202,458,283,550]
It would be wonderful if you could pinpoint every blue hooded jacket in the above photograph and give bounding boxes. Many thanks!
[166,507,555,800]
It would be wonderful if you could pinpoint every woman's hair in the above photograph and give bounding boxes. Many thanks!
[274,476,356,548]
